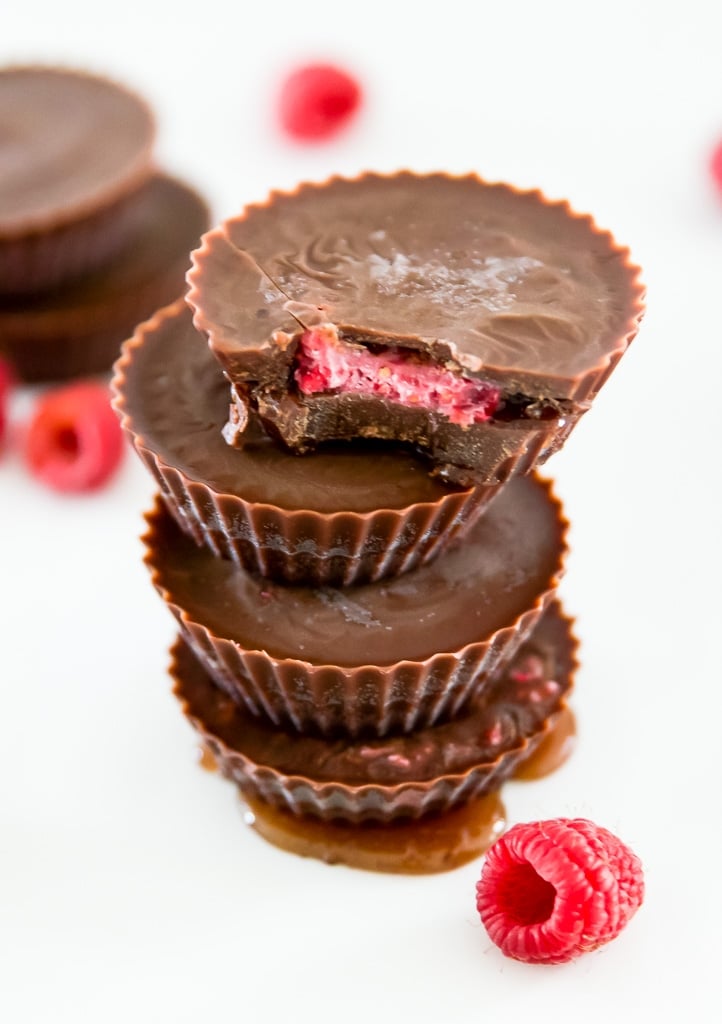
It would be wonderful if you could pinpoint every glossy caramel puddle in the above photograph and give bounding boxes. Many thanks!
[197,744,218,772]
[195,704,573,875]
[512,707,577,781]
[242,791,506,874]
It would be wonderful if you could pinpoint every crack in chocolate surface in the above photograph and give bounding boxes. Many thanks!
[189,173,643,403]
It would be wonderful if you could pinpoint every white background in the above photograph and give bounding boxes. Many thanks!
[2,2,721,1021]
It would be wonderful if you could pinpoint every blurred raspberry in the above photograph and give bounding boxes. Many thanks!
[24,381,124,492]
[0,358,13,450]
[278,63,362,141]
[711,138,722,192]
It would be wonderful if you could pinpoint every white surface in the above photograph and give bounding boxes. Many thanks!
[2,3,721,1021]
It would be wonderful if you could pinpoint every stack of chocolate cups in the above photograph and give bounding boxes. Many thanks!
[113,173,644,873]
[0,66,208,381]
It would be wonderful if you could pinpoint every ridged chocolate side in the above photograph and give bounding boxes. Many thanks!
[170,601,577,823]
[142,474,568,737]
[113,301,499,585]
[0,177,209,382]
[147,458,496,583]
[0,181,154,297]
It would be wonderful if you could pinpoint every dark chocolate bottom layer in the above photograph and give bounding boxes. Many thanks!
[243,386,583,488]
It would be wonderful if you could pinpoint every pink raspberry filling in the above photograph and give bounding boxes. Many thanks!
[294,329,501,427]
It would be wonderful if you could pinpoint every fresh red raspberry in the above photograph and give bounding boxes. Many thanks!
[24,381,124,492]
[278,64,362,141]
[0,357,13,450]
[711,138,722,192]
[476,818,644,964]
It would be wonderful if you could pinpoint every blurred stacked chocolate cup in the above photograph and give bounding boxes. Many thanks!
[113,173,643,872]
[0,66,208,381]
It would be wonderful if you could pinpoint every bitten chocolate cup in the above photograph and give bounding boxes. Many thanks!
[0,66,156,295]
[171,601,577,823]
[187,172,645,487]
[0,177,209,382]
[113,301,499,585]
[143,473,568,737]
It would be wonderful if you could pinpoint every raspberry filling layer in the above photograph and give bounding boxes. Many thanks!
[294,329,501,427]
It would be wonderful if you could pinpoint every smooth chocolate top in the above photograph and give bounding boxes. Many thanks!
[122,302,459,512]
[0,66,155,233]
[173,600,575,785]
[188,173,644,401]
[145,473,565,666]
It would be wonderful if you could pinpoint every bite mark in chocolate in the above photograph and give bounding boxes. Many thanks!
[224,323,571,456]
[187,173,644,485]
[295,327,502,426]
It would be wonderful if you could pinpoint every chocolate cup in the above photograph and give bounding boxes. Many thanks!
[170,600,577,823]
[0,176,209,382]
[143,473,568,737]
[0,66,156,295]
[187,171,644,486]
[113,301,500,585]
[0,182,155,298]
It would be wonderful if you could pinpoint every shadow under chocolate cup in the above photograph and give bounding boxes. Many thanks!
[0,176,209,382]
[142,472,568,737]
[113,300,500,586]
[0,66,156,296]
[170,600,577,823]
[187,171,645,488]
